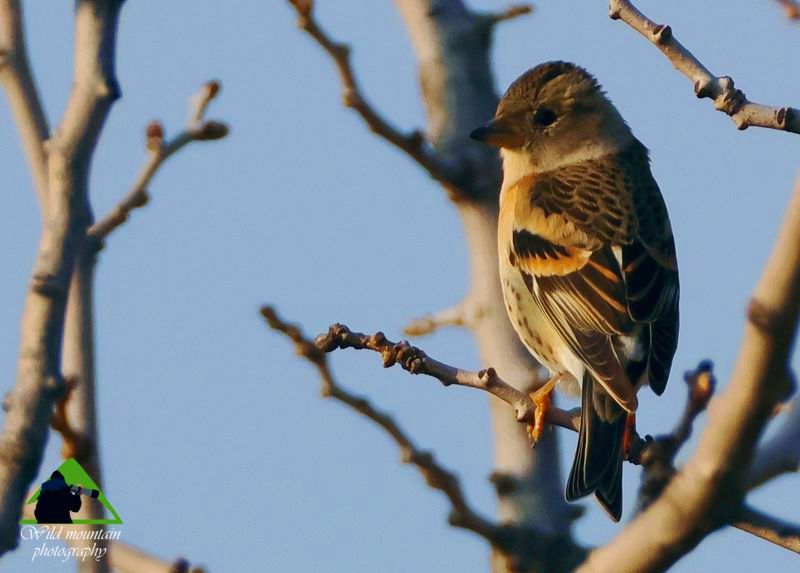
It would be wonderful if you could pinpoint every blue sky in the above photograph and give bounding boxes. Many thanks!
[2,1,799,571]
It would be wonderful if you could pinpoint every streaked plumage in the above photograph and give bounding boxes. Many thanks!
[472,62,679,520]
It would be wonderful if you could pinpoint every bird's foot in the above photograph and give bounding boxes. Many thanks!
[528,372,563,444]
[623,412,637,458]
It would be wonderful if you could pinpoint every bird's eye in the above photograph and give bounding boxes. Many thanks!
[532,108,557,127]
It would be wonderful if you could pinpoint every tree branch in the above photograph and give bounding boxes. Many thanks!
[87,80,228,242]
[577,177,800,572]
[264,308,800,557]
[49,377,92,463]
[0,0,50,206]
[59,81,226,572]
[261,305,587,571]
[260,306,502,542]
[286,0,468,196]
[61,250,109,573]
[629,362,715,507]
[747,396,800,490]
[311,319,581,433]
[403,295,488,337]
[731,504,800,554]
[479,4,533,26]
[0,0,124,554]
[609,0,800,134]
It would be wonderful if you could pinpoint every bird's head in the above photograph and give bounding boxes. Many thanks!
[471,61,633,174]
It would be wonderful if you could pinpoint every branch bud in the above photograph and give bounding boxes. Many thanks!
[146,120,164,151]
[206,80,221,100]
[196,121,229,141]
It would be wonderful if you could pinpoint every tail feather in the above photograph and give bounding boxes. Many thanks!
[566,373,625,521]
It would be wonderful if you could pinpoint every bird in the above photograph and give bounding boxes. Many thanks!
[470,61,679,521]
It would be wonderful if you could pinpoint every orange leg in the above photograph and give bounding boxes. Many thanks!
[622,412,636,458]
[528,373,563,444]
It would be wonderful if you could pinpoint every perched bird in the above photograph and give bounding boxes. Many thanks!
[470,62,679,521]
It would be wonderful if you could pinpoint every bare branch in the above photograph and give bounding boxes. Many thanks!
[0,0,50,206]
[304,316,721,478]
[732,505,800,554]
[286,0,465,195]
[609,0,800,134]
[88,81,228,242]
[404,303,468,337]
[62,252,111,573]
[262,305,588,570]
[747,396,800,490]
[776,0,800,20]
[260,305,500,542]
[629,362,715,506]
[403,296,487,337]
[577,178,800,572]
[0,0,124,553]
[312,320,581,433]
[480,3,533,26]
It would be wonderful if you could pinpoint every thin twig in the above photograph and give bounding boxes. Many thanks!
[404,304,468,337]
[260,305,500,542]
[87,81,228,242]
[311,320,581,432]
[286,0,465,194]
[403,297,487,337]
[481,4,534,25]
[609,0,800,134]
[630,362,715,507]
[732,504,800,554]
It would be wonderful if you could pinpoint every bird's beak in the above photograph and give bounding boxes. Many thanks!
[470,116,524,148]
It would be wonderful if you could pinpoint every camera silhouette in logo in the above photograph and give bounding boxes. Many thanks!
[22,458,122,525]
[33,470,100,524]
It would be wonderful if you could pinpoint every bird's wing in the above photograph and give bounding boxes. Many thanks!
[508,141,678,408]
[620,146,680,394]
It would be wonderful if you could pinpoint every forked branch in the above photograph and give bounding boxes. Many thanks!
[88,81,229,243]
[260,306,501,543]
[261,305,588,570]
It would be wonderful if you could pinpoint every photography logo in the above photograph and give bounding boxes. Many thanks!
[21,458,122,525]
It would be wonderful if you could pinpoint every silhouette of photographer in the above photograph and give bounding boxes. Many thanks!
[34,470,82,524]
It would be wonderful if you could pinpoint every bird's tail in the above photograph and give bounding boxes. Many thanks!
[566,372,625,521]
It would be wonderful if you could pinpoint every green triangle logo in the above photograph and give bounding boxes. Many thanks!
[20,458,122,525]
